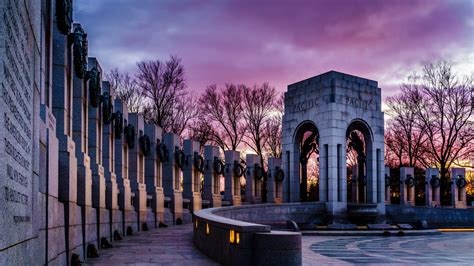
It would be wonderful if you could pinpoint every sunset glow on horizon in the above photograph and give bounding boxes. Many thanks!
[75,0,473,99]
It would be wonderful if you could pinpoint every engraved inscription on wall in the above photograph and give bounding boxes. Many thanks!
[1,0,35,247]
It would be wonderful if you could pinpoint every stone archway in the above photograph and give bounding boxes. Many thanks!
[346,119,374,203]
[293,121,320,202]
[282,71,386,222]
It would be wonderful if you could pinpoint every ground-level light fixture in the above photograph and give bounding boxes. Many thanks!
[229,229,240,245]
[206,223,210,235]
[229,229,235,244]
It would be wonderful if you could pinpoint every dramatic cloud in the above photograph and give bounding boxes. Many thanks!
[74,0,473,99]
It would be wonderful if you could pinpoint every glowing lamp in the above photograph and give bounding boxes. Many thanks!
[236,232,240,245]
[195,220,198,229]
[206,223,210,235]
[229,229,235,244]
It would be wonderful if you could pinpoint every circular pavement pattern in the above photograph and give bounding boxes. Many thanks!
[303,233,474,264]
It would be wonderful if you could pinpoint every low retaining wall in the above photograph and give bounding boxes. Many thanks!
[193,203,304,265]
[214,202,326,227]
[386,205,474,227]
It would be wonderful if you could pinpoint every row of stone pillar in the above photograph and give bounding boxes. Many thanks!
[385,167,468,208]
[37,3,287,264]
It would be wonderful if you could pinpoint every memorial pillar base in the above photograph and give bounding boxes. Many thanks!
[172,191,183,224]
[231,196,242,206]
[191,192,202,213]
[133,184,148,231]
[153,188,165,224]
[211,194,222,208]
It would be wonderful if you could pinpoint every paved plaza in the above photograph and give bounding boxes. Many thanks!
[303,233,474,265]
[85,225,217,265]
[85,225,474,265]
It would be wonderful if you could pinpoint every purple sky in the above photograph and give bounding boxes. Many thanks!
[75,0,473,99]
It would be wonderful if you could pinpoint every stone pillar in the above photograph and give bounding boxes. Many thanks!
[400,167,415,206]
[51,21,82,260]
[114,99,135,234]
[384,166,391,203]
[203,145,223,207]
[224,150,242,206]
[350,164,358,203]
[144,123,166,226]
[87,57,107,248]
[451,168,467,209]
[101,81,120,238]
[425,168,440,207]
[183,139,203,212]
[163,133,184,224]
[245,154,263,204]
[267,158,283,203]
[128,113,148,230]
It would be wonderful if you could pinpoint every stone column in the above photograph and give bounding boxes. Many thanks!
[224,150,242,206]
[425,168,440,207]
[101,81,119,239]
[245,154,263,204]
[350,164,358,202]
[267,158,283,203]
[128,113,148,230]
[183,139,203,212]
[451,168,467,209]
[87,57,107,248]
[144,123,166,226]
[400,167,415,206]
[384,166,391,203]
[114,99,134,234]
[51,21,83,260]
[203,145,223,207]
[163,133,184,224]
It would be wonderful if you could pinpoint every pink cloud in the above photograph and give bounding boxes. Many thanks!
[75,0,473,95]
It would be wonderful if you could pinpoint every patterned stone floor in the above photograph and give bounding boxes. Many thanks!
[85,224,217,265]
[303,233,474,265]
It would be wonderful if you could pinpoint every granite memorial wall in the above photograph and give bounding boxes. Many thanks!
[0,1,229,264]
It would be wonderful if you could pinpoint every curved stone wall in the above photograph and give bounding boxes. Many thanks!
[386,205,474,227]
[193,203,307,265]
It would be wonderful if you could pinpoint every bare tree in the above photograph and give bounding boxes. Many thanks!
[107,68,144,112]
[265,93,283,158]
[386,81,428,167]
[188,118,215,149]
[198,84,246,151]
[136,56,187,133]
[242,83,278,166]
[170,94,198,136]
[384,121,406,168]
[413,61,473,183]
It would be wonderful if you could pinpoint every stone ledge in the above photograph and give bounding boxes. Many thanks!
[193,203,304,265]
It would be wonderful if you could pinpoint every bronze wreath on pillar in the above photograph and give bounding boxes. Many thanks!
[69,26,88,79]
[456,176,467,188]
[113,111,123,139]
[193,153,205,173]
[101,92,113,124]
[56,0,73,35]
[157,143,169,162]
[233,163,244,178]
[87,67,101,108]
[124,124,136,149]
[175,150,185,169]
[430,176,441,188]
[404,175,415,187]
[275,168,285,182]
[139,135,151,156]
[254,164,264,180]
[213,158,225,175]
